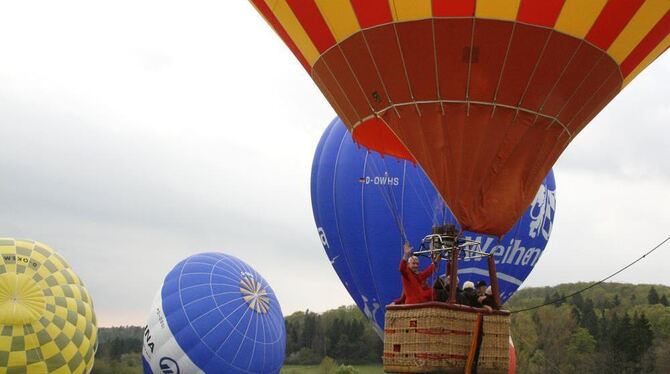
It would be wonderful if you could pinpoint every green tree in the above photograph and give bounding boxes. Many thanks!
[660,294,669,307]
[572,293,585,310]
[285,318,300,355]
[648,287,660,305]
[653,340,670,373]
[630,313,654,366]
[568,327,597,354]
[533,305,576,373]
[549,291,564,307]
[576,298,599,338]
[566,328,598,373]
[109,338,125,360]
[318,356,337,374]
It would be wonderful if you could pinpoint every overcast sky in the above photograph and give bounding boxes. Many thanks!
[0,1,668,327]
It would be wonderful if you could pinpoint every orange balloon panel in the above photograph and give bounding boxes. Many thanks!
[250,0,670,235]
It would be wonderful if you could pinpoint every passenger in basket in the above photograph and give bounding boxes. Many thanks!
[476,280,488,297]
[433,274,461,302]
[481,286,498,310]
[461,281,482,307]
[399,242,440,304]
[476,281,492,311]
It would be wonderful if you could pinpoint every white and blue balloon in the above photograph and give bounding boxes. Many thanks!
[142,253,286,374]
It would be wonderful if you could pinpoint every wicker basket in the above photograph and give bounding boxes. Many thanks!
[383,303,510,374]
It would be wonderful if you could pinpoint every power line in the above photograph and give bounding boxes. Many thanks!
[510,236,670,314]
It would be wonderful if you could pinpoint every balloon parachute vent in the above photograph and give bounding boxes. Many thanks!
[0,273,46,324]
[240,275,271,314]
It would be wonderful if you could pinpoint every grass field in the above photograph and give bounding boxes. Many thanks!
[281,365,384,374]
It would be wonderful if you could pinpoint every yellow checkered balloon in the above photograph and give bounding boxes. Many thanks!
[0,238,97,374]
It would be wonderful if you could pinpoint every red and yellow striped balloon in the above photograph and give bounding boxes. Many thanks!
[250,0,669,236]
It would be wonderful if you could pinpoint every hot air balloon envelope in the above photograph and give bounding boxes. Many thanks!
[0,238,98,373]
[142,252,286,374]
[252,0,669,235]
[311,118,556,333]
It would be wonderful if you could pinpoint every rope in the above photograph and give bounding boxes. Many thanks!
[510,236,670,314]
[364,153,410,243]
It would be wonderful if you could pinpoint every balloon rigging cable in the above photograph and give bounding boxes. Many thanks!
[510,236,670,314]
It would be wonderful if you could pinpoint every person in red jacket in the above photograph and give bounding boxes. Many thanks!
[399,242,440,304]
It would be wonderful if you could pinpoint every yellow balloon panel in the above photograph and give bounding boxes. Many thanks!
[0,238,97,374]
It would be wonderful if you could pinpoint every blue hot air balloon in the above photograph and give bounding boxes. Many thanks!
[311,118,557,334]
[141,252,286,374]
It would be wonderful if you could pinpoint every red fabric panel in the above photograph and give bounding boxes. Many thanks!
[517,0,565,27]
[621,10,670,77]
[363,25,413,104]
[462,105,521,202]
[497,109,556,236]
[286,0,336,53]
[312,59,360,124]
[432,0,475,17]
[480,111,550,218]
[586,0,645,50]
[396,20,438,101]
[385,104,458,208]
[321,48,372,121]
[352,117,415,161]
[436,103,466,202]
[250,0,310,71]
[339,33,389,112]
[383,104,437,188]
[434,18,473,100]
[540,43,602,117]
[468,20,514,102]
[350,0,393,28]
[379,104,463,203]
[495,24,551,106]
[519,32,581,112]
[459,105,513,205]
[557,55,619,125]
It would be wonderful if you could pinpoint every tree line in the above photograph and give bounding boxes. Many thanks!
[90,283,669,372]
[91,326,143,374]
[284,305,383,365]
[508,283,670,374]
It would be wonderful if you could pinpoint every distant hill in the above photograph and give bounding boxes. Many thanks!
[506,283,670,374]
